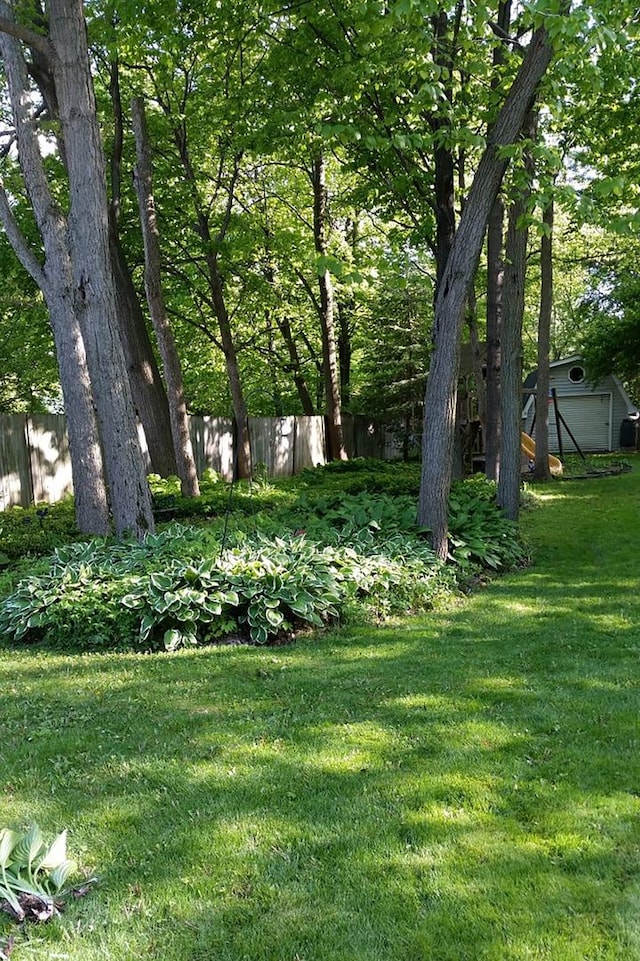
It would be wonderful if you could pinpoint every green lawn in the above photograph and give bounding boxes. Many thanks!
[1,463,639,960]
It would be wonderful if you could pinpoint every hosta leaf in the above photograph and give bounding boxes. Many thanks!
[48,859,77,892]
[0,881,25,920]
[38,830,68,871]
[26,612,45,628]
[139,613,156,641]
[10,824,44,870]
[203,600,222,616]
[265,607,284,627]
[121,593,143,609]
[0,829,21,868]
[164,629,182,651]
[150,573,173,592]
[251,624,269,644]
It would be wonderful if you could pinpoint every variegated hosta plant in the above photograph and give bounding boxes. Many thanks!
[0,824,77,922]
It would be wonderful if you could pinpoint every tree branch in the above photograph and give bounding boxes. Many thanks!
[0,181,45,288]
[0,16,50,57]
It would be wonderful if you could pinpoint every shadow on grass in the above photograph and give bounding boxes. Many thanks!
[1,610,638,959]
[1,465,639,958]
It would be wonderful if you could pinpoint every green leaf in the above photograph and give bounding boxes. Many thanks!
[0,829,20,869]
[139,613,156,641]
[265,607,284,627]
[48,859,77,892]
[121,593,143,609]
[150,573,173,592]
[164,628,182,651]
[11,824,44,870]
[38,830,68,872]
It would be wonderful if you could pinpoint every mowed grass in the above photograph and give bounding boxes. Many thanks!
[1,460,639,960]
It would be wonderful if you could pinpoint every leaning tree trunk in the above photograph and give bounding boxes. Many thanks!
[131,96,200,498]
[418,17,566,560]
[0,8,110,535]
[108,216,179,477]
[106,58,177,478]
[497,112,536,520]
[48,0,154,537]
[312,154,347,461]
[532,197,554,481]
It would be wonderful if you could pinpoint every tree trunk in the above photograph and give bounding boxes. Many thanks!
[430,9,457,288]
[484,194,504,480]
[106,56,177,478]
[131,96,200,497]
[48,0,154,537]
[108,214,178,478]
[276,314,316,415]
[208,264,253,479]
[172,126,252,478]
[532,197,554,481]
[484,1,511,482]
[0,6,110,535]
[497,112,536,520]
[418,19,565,560]
[311,155,347,461]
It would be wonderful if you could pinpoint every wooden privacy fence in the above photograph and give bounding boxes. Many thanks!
[0,413,407,510]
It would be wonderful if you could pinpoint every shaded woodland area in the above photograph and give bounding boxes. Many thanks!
[0,0,639,554]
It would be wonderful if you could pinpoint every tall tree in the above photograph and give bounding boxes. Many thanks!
[311,153,348,460]
[484,1,512,482]
[532,197,554,481]
[418,13,567,559]
[0,0,154,537]
[497,112,536,520]
[105,53,178,478]
[131,95,200,497]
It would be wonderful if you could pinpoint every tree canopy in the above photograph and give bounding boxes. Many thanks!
[0,0,639,545]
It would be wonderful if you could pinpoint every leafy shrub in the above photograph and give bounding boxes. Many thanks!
[0,499,81,563]
[448,476,524,570]
[0,471,525,653]
[299,458,422,496]
[0,824,76,922]
[0,522,452,651]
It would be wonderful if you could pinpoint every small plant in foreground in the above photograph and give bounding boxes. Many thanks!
[0,824,77,923]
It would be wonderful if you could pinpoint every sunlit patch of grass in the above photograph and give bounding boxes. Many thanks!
[1,466,639,959]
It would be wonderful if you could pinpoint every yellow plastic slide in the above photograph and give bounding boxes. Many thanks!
[521,432,563,475]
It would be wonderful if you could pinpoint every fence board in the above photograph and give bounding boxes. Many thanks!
[249,417,296,477]
[190,416,234,481]
[0,415,31,509]
[293,416,326,473]
[28,414,73,505]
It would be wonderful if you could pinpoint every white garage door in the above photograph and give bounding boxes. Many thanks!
[547,393,612,452]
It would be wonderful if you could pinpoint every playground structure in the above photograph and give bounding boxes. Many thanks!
[520,431,563,475]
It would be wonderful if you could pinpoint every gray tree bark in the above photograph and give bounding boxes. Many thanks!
[483,1,512,482]
[171,125,252,479]
[0,6,110,535]
[532,198,554,481]
[497,112,536,520]
[131,96,200,498]
[48,0,154,537]
[106,58,177,478]
[312,154,347,461]
[484,194,504,480]
[418,17,566,560]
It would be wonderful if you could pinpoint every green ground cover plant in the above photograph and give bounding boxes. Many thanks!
[0,459,638,960]
[0,470,520,652]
